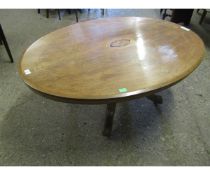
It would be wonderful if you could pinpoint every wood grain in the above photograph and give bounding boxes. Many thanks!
[19,17,205,104]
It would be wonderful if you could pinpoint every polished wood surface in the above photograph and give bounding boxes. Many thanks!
[19,17,205,103]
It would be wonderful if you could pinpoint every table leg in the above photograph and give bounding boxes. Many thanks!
[102,102,116,137]
[146,94,163,106]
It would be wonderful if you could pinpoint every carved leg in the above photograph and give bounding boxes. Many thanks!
[146,94,163,106]
[102,103,116,137]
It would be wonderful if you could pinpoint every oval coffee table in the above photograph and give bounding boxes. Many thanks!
[19,17,205,137]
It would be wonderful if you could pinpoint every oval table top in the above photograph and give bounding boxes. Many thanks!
[19,17,205,104]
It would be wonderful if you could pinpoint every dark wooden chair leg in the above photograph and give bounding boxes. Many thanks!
[57,9,61,20]
[146,94,163,106]
[102,103,116,137]
[101,9,105,16]
[75,10,78,23]
[46,9,49,18]
[162,9,167,19]
[0,24,14,63]
[199,9,207,24]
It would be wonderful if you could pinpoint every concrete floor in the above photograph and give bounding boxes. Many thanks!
[0,9,210,165]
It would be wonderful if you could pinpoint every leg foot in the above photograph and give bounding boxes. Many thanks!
[102,103,116,137]
[146,94,163,106]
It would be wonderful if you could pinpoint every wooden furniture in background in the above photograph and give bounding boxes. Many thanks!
[88,9,105,17]
[197,9,210,25]
[68,9,79,22]
[0,24,14,63]
[19,17,205,137]
[161,9,194,26]
[37,9,61,20]
[37,9,80,22]
[160,9,172,20]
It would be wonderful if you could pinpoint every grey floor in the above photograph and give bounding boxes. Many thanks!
[0,9,210,165]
